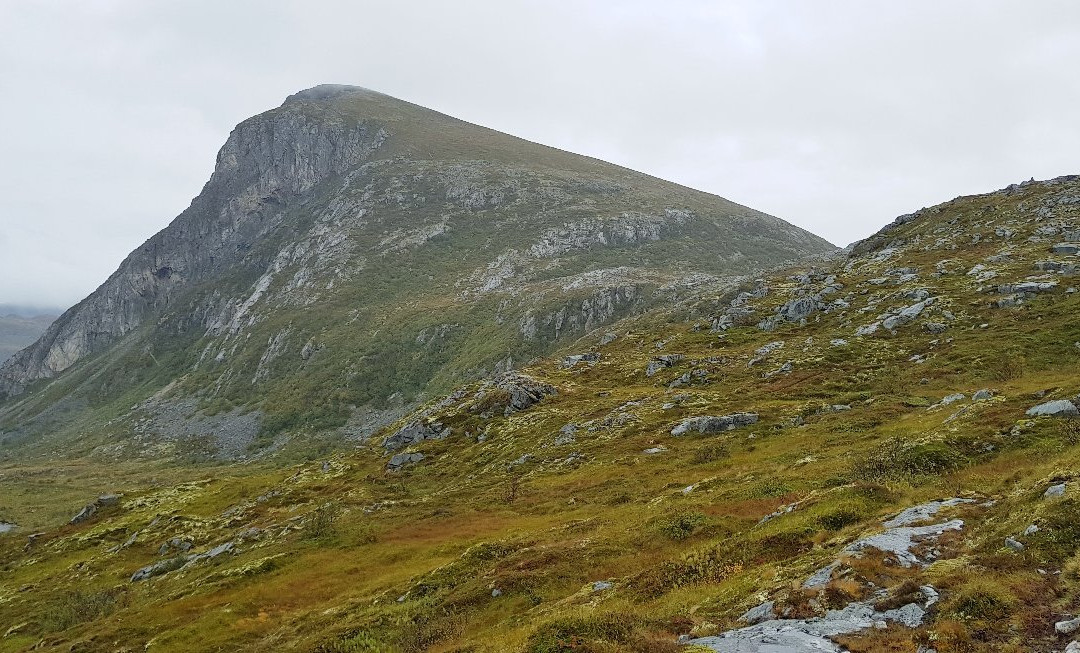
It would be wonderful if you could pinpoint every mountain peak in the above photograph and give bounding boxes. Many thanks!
[283,84,387,105]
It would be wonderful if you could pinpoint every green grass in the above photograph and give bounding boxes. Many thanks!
[0,176,1079,651]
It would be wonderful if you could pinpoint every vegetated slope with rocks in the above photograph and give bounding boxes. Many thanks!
[0,311,57,364]
[0,85,833,459]
[2,176,1079,652]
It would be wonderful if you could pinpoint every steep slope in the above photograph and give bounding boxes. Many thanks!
[0,310,57,364]
[1,176,1077,652]
[0,85,833,457]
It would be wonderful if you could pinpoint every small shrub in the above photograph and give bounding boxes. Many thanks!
[692,442,729,464]
[41,587,127,632]
[503,474,523,505]
[656,512,707,540]
[1062,419,1080,446]
[873,579,923,611]
[303,502,341,540]
[526,613,634,653]
[986,355,1024,382]
[818,506,864,531]
[315,630,398,653]
[747,479,792,498]
[947,580,1014,621]
[851,437,964,482]
[1027,497,1080,563]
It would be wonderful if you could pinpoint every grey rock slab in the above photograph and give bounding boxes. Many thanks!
[1045,483,1067,498]
[883,498,975,528]
[387,451,425,469]
[882,603,925,628]
[1027,400,1079,417]
[646,354,685,377]
[384,420,444,452]
[671,413,758,436]
[920,585,940,608]
[688,600,928,652]
[131,555,193,582]
[843,519,965,567]
[802,562,839,589]
[740,601,777,625]
[1005,537,1024,551]
[1056,617,1080,635]
[562,352,600,368]
[855,321,881,336]
[882,299,931,331]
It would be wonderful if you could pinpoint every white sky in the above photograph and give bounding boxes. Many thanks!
[1,0,1078,309]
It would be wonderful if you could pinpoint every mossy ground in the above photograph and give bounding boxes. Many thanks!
[2,178,1080,651]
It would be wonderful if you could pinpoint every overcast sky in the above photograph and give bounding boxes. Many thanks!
[1,1,1078,309]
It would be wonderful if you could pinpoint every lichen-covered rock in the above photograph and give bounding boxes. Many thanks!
[387,452,425,469]
[383,420,448,452]
[562,352,600,368]
[69,494,121,525]
[740,601,776,625]
[882,298,932,331]
[645,354,684,377]
[1045,483,1067,498]
[671,413,758,436]
[487,372,557,413]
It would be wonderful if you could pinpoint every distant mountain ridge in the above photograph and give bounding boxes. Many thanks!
[0,310,57,364]
[0,84,834,457]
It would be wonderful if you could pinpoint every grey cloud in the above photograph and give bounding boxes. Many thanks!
[1,0,1078,308]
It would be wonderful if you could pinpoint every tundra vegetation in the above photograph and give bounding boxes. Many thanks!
[1,98,1080,651]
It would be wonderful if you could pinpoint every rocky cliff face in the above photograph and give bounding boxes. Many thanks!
[0,85,835,456]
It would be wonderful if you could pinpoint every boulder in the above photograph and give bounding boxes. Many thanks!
[387,452,425,469]
[131,556,191,582]
[69,494,122,525]
[997,281,1058,294]
[562,352,600,368]
[646,354,684,377]
[491,372,557,412]
[1044,483,1067,499]
[383,420,447,452]
[740,601,776,625]
[882,299,931,331]
[1027,400,1079,417]
[671,413,759,436]
[1056,617,1080,635]
[855,322,881,336]
[1052,243,1080,255]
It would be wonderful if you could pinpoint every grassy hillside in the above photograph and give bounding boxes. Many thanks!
[0,86,833,459]
[0,176,1077,652]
